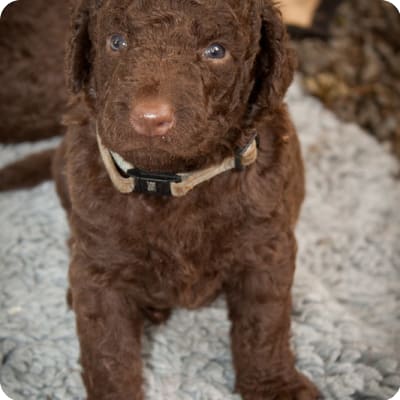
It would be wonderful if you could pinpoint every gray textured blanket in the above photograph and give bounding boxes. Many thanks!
[0,79,399,400]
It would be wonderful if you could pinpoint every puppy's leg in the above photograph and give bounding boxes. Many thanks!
[226,233,319,400]
[70,267,144,400]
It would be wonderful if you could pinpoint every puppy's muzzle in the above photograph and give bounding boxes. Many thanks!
[130,98,175,137]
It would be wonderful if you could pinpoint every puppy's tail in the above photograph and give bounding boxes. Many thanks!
[0,149,55,191]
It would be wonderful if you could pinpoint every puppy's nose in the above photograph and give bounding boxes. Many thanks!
[130,99,175,137]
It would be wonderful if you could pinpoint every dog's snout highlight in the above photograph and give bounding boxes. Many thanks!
[130,99,175,137]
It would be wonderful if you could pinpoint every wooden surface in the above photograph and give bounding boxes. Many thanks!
[279,0,321,27]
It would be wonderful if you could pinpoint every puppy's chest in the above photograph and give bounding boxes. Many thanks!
[135,207,237,306]
[81,193,242,308]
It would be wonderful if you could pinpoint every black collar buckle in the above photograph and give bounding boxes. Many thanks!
[126,168,182,196]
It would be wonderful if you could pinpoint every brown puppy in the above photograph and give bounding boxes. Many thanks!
[53,0,320,399]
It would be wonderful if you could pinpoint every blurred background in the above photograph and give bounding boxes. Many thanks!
[281,0,400,159]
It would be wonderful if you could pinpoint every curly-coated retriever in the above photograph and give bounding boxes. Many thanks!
[53,0,320,399]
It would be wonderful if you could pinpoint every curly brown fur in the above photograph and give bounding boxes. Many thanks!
[0,0,69,143]
[0,148,54,191]
[52,1,320,399]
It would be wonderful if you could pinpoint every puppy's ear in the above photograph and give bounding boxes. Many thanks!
[249,2,296,114]
[65,0,92,94]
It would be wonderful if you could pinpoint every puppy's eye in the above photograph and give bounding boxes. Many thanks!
[203,44,226,59]
[109,34,128,52]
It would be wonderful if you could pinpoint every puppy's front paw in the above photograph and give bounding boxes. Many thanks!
[240,372,320,400]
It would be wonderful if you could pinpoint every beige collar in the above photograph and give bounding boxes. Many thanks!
[96,133,258,197]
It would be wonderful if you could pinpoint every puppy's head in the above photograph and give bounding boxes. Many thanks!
[66,0,295,172]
